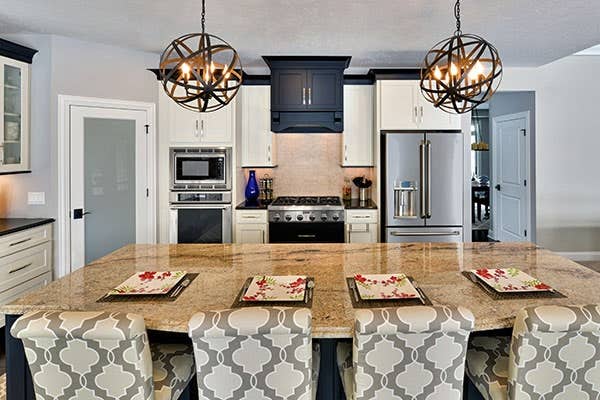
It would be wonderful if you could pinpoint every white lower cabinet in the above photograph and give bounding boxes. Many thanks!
[0,223,53,327]
[345,209,378,243]
[234,210,268,244]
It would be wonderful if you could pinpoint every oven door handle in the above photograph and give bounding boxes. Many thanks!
[297,234,317,238]
[169,204,231,210]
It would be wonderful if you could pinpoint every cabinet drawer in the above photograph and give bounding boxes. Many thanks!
[236,210,268,224]
[0,271,52,328]
[0,224,52,257]
[345,210,378,224]
[0,241,52,294]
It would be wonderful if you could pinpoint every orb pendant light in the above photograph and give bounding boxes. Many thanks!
[159,0,243,112]
[420,0,502,114]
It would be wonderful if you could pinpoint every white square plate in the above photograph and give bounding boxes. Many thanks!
[471,268,553,293]
[353,274,420,300]
[242,275,308,302]
[108,271,187,295]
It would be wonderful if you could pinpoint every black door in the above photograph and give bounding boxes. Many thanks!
[306,69,343,111]
[271,69,307,111]
[177,209,223,243]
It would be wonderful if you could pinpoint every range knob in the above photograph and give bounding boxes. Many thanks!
[332,213,340,221]
[297,214,304,221]
[309,214,316,221]
[273,213,281,222]
[285,214,292,222]
[320,213,328,221]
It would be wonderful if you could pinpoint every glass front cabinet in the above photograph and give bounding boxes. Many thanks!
[0,56,30,173]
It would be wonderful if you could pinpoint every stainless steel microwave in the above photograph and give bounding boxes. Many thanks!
[170,147,232,190]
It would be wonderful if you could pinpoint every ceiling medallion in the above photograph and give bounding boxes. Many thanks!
[159,0,243,112]
[420,0,503,114]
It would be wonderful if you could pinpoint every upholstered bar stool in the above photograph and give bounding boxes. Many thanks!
[10,310,195,400]
[466,304,600,400]
[188,307,313,400]
[353,306,475,400]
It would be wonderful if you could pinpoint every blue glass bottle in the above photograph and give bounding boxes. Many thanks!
[245,170,260,204]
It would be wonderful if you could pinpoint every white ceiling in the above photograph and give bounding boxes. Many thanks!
[1,0,599,73]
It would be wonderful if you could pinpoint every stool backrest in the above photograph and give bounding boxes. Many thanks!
[354,306,475,400]
[509,304,600,399]
[188,307,312,400]
[11,310,153,400]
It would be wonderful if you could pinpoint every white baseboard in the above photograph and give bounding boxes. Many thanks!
[557,251,600,262]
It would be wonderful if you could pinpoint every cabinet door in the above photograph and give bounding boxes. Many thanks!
[0,57,30,173]
[200,103,233,145]
[271,69,307,111]
[164,88,201,144]
[235,223,267,243]
[346,223,378,243]
[418,96,462,130]
[342,85,373,166]
[307,69,342,110]
[379,81,419,130]
[242,86,274,167]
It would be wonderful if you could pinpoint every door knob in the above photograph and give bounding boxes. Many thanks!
[494,184,501,191]
[73,209,92,219]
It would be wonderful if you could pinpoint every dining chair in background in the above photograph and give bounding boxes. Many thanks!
[466,304,600,400]
[352,306,475,400]
[10,310,195,400]
[188,307,314,400]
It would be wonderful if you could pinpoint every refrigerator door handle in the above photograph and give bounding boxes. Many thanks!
[419,140,427,219]
[426,139,432,219]
[389,231,461,237]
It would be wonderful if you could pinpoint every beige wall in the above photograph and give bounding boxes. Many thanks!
[240,134,375,200]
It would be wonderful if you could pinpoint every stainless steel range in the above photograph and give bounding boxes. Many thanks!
[268,196,345,243]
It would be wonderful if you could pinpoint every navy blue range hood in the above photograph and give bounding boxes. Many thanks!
[263,56,351,133]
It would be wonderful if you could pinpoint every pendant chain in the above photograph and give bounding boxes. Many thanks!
[201,0,206,33]
[454,0,462,36]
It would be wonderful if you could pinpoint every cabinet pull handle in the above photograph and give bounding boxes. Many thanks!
[420,106,424,124]
[9,263,32,274]
[195,120,199,137]
[414,106,418,123]
[308,87,312,105]
[344,145,348,162]
[262,230,265,243]
[201,120,204,137]
[9,238,31,247]
[302,88,306,105]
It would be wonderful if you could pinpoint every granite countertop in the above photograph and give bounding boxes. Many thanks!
[3,242,598,337]
[0,218,55,237]
[236,200,271,210]
[343,199,378,209]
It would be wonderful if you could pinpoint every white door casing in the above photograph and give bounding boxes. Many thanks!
[492,111,531,242]
[58,96,156,277]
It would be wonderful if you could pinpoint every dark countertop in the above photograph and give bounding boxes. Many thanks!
[0,218,55,237]
[343,199,378,209]
[235,200,271,210]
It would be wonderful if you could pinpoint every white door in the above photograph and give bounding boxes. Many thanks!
[343,85,373,166]
[200,105,233,145]
[492,112,530,242]
[417,96,461,130]
[379,81,419,130]
[241,86,273,166]
[70,106,152,270]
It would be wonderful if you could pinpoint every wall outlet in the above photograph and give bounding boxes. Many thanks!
[27,192,46,205]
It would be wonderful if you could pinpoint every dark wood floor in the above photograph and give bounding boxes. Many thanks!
[580,261,600,273]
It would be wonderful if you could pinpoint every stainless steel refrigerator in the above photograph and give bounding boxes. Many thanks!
[383,132,464,242]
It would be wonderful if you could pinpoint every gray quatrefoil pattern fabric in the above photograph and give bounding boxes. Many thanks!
[188,307,312,400]
[353,306,475,400]
[466,335,511,400]
[11,310,195,400]
[508,304,600,400]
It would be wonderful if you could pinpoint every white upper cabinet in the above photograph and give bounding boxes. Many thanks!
[160,85,234,146]
[240,86,276,167]
[378,80,460,131]
[0,56,30,173]
[342,85,374,167]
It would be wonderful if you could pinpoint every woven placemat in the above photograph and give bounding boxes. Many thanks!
[346,277,433,309]
[97,273,199,303]
[462,271,567,300]
[231,277,314,308]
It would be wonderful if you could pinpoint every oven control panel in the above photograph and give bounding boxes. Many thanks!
[268,210,344,223]
[170,191,232,204]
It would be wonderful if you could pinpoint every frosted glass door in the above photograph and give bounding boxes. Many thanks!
[84,118,136,264]
[3,64,23,166]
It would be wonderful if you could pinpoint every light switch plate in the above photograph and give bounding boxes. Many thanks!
[27,192,46,205]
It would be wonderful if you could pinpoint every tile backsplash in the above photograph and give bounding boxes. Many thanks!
[243,134,375,198]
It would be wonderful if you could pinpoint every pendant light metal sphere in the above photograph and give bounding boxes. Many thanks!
[420,33,503,114]
[160,32,243,113]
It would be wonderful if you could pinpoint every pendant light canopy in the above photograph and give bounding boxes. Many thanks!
[420,0,502,114]
[159,0,243,112]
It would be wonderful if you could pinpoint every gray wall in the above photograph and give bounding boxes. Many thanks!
[0,33,158,276]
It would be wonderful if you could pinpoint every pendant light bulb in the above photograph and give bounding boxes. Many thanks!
[449,62,459,76]
[433,65,443,80]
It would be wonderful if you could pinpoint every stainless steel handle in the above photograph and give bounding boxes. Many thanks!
[426,140,432,219]
[414,106,418,123]
[390,231,460,237]
[302,88,306,105]
[352,216,371,219]
[308,87,312,105]
[420,106,424,124]
[344,144,348,162]
[297,234,316,238]
[200,120,204,137]
[9,263,32,274]
[267,144,271,162]
[195,120,199,137]
[419,140,426,219]
[262,230,266,243]
[9,238,32,247]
